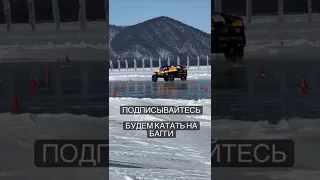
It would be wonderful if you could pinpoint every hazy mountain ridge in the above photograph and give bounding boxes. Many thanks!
[109,16,210,61]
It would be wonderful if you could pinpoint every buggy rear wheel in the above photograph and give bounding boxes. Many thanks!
[152,74,158,82]
[168,74,175,81]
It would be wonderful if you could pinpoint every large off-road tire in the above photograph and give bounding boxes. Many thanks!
[152,74,158,82]
[181,76,187,81]
[224,46,244,62]
[168,74,175,82]
[164,76,169,81]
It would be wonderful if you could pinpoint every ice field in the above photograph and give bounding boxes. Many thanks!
[109,98,211,180]
[0,113,109,180]
[109,67,211,178]
[212,118,320,180]
[212,14,320,180]
[1,13,320,179]
[0,22,108,180]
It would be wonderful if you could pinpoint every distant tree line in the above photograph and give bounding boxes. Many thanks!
[214,0,320,15]
[0,0,106,23]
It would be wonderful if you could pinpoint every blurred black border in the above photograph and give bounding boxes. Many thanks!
[212,59,320,122]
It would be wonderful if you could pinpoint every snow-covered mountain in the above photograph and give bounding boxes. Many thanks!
[109,25,125,43]
[109,16,210,61]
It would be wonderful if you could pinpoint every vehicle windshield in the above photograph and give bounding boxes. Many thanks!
[160,66,169,70]
[212,14,224,23]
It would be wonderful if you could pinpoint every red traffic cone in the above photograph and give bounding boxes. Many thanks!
[111,91,116,97]
[10,93,20,114]
[30,76,37,95]
[65,54,70,62]
[117,87,121,92]
[204,85,208,91]
[45,68,51,87]
[300,75,309,94]
[257,64,265,78]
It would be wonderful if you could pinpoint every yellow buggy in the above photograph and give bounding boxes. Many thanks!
[152,65,187,82]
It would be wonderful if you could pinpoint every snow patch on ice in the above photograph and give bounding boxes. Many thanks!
[0,113,108,179]
[213,117,320,180]
[109,97,211,180]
